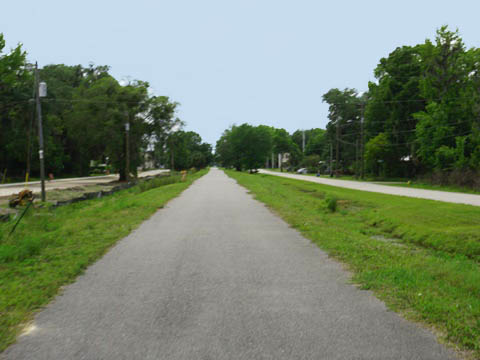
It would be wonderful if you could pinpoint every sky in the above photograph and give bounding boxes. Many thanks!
[2,0,480,146]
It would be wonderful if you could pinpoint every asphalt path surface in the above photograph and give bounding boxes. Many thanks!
[260,169,480,207]
[0,170,168,198]
[2,168,455,359]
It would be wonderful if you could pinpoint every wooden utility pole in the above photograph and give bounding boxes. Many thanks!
[302,130,305,153]
[335,116,341,177]
[329,143,333,177]
[26,79,37,184]
[35,63,46,202]
[356,139,359,179]
[125,114,130,182]
[360,104,365,179]
[169,136,175,171]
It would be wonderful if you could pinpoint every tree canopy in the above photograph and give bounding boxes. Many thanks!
[0,34,212,181]
[216,26,480,188]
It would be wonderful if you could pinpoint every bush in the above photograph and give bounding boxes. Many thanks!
[418,169,480,190]
[325,195,338,212]
[136,175,182,194]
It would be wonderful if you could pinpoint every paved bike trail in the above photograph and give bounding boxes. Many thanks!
[2,168,455,360]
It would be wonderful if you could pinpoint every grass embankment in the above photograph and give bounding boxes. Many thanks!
[225,170,480,357]
[387,182,480,195]
[0,169,208,352]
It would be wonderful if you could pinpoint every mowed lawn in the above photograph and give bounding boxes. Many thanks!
[0,169,208,353]
[225,170,480,357]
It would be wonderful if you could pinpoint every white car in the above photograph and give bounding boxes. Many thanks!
[297,168,308,174]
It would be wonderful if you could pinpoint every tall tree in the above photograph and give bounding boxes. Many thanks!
[323,88,362,174]
[0,34,32,178]
[365,45,425,176]
[414,27,480,172]
[215,124,273,171]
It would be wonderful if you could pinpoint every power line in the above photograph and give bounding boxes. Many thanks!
[337,130,473,149]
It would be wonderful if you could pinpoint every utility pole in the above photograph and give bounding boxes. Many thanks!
[26,81,36,184]
[302,130,305,153]
[329,143,333,177]
[125,112,130,182]
[169,136,175,171]
[35,62,46,202]
[360,104,365,179]
[355,139,359,179]
[335,116,341,177]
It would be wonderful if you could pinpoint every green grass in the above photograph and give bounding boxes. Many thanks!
[225,170,480,357]
[387,182,480,195]
[0,168,208,352]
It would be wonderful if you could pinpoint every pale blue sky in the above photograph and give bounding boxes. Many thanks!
[2,0,479,146]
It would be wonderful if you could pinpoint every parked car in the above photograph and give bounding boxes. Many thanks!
[297,168,308,174]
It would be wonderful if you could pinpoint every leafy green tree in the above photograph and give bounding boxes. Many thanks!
[147,96,182,168]
[364,133,395,177]
[167,130,212,170]
[0,34,32,178]
[273,128,294,171]
[323,88,362,173]
[215,128,237,169]
[305,129,326,156]
[215,124,273,171]
[39,64,86,175]
[365,45,425,176]
[414,27,480,172]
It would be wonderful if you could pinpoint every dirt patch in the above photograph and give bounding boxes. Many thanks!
[371,235,406,248]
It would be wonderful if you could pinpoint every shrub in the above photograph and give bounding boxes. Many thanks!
[135,175,182,194]
[325,195,338,212]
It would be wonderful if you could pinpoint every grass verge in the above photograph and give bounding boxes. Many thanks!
[386,182,480,195]
[0,168,208,352]
[225,170,480,358]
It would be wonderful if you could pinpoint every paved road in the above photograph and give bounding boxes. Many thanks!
[260,169,480,207]
[2,168,455,360]
[0,170,168,197]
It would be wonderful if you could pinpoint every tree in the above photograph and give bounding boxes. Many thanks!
[0,33,32,178]
[215,128,237,169]
[365,45,425,177]
[414,27,480,173]
[364,133,394,177]
[146,96,182,168]
[323,88,362,174]
[215,124,273,171]
[273,128,294,171]
[167,130,212,171]
[0,33,188,181]
[305,129,326,156]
